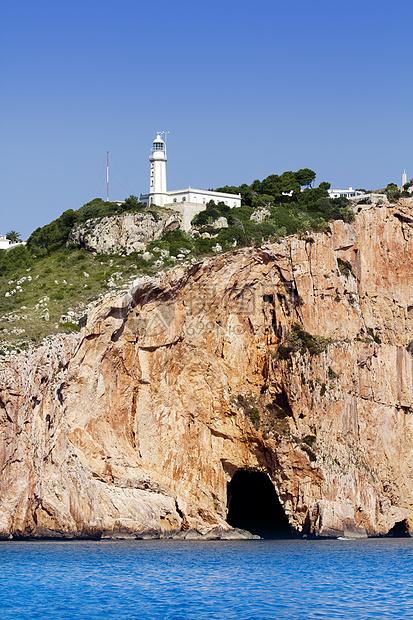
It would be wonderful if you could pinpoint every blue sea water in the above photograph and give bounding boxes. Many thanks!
[0,538,412,619]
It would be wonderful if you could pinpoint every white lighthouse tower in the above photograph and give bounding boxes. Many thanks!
[140,133,242,228]
[148,132,167,206]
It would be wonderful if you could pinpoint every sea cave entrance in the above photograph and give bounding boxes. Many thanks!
[387,519,410,538]
[226,469,292,539]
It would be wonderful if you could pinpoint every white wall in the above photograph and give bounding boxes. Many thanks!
[0,238,11,249]
[167,188,241,209]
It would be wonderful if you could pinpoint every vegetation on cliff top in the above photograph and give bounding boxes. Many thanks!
[191,169,354,247]
[0,247,143,349]
[0,169,356,349]
[26,196,146,256]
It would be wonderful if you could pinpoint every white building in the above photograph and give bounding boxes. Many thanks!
[0,236,25,250]
[402,170,408,186]
[140,133,242,231]
[328,186,365,200]
[0,236,11,250]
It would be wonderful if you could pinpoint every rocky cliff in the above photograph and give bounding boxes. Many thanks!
[1,200,413,539]
[69,210,181,255]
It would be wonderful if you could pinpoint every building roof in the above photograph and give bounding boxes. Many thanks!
[166,187,241,198]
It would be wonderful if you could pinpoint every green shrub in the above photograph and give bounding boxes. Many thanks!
[0,245,33,277]
[286,322,332,356]
[302,434,316,447]
[249,408,260,423]
[191,201,228,227]
[328,366,339,380]
[301,444,317,462]
[386,184,401,203]
[366,327,381,344]
[337,257,355,278]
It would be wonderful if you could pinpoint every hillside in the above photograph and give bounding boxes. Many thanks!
[0,173,357,352]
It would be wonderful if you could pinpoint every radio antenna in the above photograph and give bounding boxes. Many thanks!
[106,151,109,202]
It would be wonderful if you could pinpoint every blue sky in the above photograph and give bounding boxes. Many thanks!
[0,0,412,238]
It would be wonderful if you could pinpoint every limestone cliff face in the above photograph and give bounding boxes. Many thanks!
[69,210,181,255]
[1,200,413,539]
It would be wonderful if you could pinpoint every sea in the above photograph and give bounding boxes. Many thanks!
[0,538,412,619]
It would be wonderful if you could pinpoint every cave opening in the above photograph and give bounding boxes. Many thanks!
[227,469,292,539]
[387,519,410,538]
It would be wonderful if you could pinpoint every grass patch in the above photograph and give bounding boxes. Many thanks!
[0,246,158,347]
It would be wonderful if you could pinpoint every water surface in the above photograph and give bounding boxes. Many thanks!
[0,538,412,619]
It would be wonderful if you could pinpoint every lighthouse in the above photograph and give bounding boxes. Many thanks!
[140,133,242,230]
[148,132,167,206]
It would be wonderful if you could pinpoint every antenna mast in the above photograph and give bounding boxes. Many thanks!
[106,151,109,202]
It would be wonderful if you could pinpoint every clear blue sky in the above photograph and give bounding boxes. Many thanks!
[1,0,412,239]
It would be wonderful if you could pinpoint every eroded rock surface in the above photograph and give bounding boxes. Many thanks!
[69,210,181,255]
[1,200,413,539]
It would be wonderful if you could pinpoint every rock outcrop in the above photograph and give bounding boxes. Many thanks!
[69,210,181,255]
[1,200,413,539]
